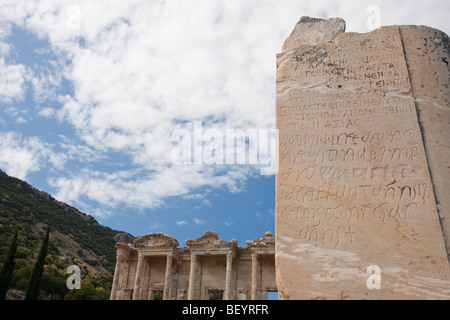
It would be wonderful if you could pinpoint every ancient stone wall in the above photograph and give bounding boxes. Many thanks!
[110,232,276,300]
[275,17,450,300]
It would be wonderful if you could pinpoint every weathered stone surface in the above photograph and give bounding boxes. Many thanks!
[275,17,450,300]
[398,25,450,260]
[133,232,179,248]
[186,231,238,250]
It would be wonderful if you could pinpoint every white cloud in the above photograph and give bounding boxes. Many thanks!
[0,134,38,179]
[0,0,449,212]
[0,131,97,181]
[0,132,63,179]
[0,58,30,104]
[37,107,55,118]
[176,220,188,226]
[31,72,62,104]
[48,165,249,210]
[0,42,10,55]
[0,21,11,55]
[182,192,212,207]
[148,221,164,230]
[15,116,27,124]
[193,218,206,225]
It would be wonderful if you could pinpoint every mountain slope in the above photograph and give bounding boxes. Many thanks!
[0,170,134,299]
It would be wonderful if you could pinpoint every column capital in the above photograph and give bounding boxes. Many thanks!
[115,243,133,260]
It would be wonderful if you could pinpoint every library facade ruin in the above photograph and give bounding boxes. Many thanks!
[110,231,276,300]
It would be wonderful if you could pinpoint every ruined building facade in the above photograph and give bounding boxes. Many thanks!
[110,231,276,300]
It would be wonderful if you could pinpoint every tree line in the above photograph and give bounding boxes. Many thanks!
[0,227,110,300]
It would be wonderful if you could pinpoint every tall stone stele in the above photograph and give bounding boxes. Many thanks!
[275,17,450,299]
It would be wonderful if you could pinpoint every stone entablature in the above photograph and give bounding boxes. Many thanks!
[133,232,179,248]
[186,231,238,251]
[110,231,276,300]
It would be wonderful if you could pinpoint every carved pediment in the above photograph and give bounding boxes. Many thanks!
[133,233,179,248]
[247,231,275,248]
[115,242,133,259]
[186,231,237,249]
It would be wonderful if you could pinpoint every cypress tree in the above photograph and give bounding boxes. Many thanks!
[25,227,50,300]
[0,229,19,300]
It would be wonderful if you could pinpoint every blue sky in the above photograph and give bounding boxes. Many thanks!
[1,0,449,246]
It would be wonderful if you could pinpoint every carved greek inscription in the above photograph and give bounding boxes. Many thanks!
[278,182,428,204]
[295,45,328,69]
[297,224,355,248]
[290,28,411,91]
[372,202,418,224]
[280,145,420,166]
[280,129,418,150]
[276,25,434,252]
[280,201,418,225]
[279,105,415,126]
[279,165,424,182]
[281,204,369,222]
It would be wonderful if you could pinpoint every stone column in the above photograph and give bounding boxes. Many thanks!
[110,253,123,300]
[224,251,233,300]
[163,254,173,300]
[132,254,145,300]
[251,253,259,300]
[187,253,197,300]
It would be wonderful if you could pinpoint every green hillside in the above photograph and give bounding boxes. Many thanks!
[0,170,134,299]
